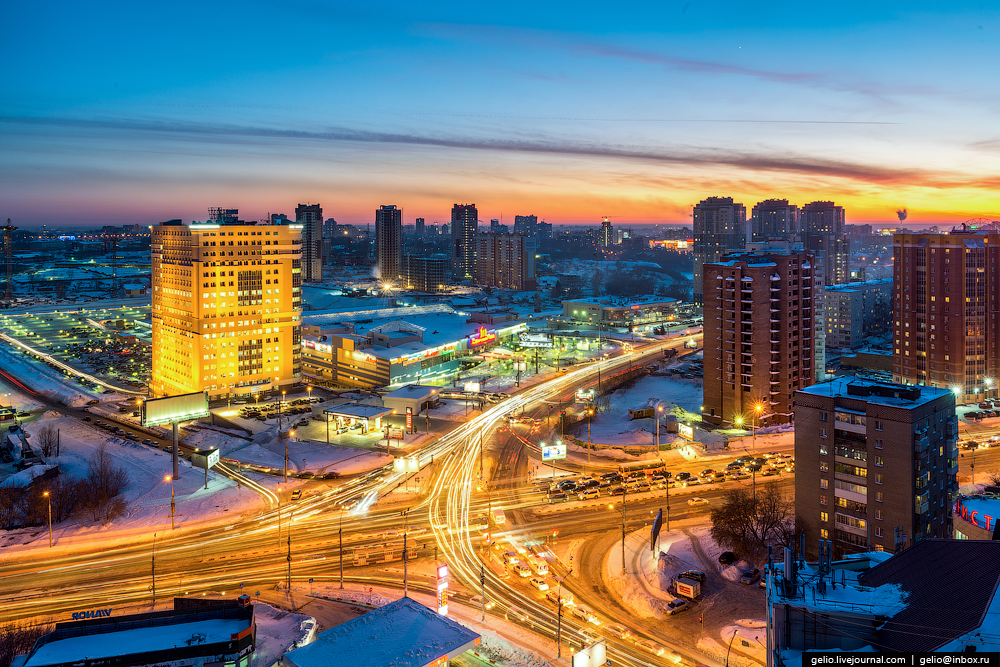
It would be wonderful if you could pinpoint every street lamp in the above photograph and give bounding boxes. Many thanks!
[277,485,282,545]
[753,403,764,453]
[43,491,52,548]
[587,408,595,466]
[609,495,626,575]
[280,390,287,428]
[307,385,313,402]
[953,385,963,406]
[165,475,175,530]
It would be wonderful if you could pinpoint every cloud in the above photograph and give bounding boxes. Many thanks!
[1,114,994,190]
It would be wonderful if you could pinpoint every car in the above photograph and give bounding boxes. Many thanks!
[740,568,761,585]
[759,576,767,589]
[579,628,601,645]
[578,488,600,501]
[513,563,532,578]
[143,438,155,446]
[578,478,600,489]
[86,399,100,406]
[761,467,780,476]
[290,490,302,501]
[557,480,578,492]
[506,606,530,624]
[597,481,612,492]
[82,416,92,422]
[688,497,708,506]
[547,491,568,503]
[667,598,690,615]
[637,639,666,656]
[674,471,691,481]
[470,595,495,610]
[609,486,625,496]
[572,605,600,625]
[599,471,618,480]
[745,464,762,473]
[679,569,706,583]
[606,623,632,640]
[726,461,743,470]
[683,478,700,486]
[545,588,573,606]
[529,577,549,591]
[651,474,667,488]
[700,469,716,477]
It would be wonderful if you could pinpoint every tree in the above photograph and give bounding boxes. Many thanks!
[79,443,130,525]
[36,425,57,458]
[0,621,52,667]
[709,481,794,566]
[986,468,1000,489]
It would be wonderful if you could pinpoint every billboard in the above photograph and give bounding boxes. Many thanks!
[651,508,663,551]
[191,448,220,470]
[388,427,404,440]
[141,392,210,427]
[519,331,553,349]
[437,564,449,616]
[572,640,607,667]
[468,326,497,347]
[679,424,694,441]
[405,406,413,431]
[542,443,567,461]
[393,457,420,473]
[464,382,481,393]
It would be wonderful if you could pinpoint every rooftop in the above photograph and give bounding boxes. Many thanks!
[563,296,677,308]
[825,278,893,292]
[798,377,952,409]
[323,403,393,420]
[282,597,480,667]
[383,384,439,400]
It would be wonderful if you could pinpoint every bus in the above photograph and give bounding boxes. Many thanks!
[490,508,507,526]
[619,460,666,477]
[352,541,422,567]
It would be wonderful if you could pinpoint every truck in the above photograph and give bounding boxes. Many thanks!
[674,576,701,599]
[490,508,506,526]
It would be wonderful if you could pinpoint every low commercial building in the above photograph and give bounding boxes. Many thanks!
[824,278,892,350]
[561,297,677,328]
[954,493,1000,540]
[381,384,440,417]
[300,305,525,389]
[17,597,255,667]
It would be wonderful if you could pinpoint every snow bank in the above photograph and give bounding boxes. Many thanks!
[475,630,550,667]
[252,603,316,666]
[0,344,94,407]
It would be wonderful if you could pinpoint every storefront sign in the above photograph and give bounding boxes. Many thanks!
[519,331,553,349]
[679,424,694,441]
[955,497,997,532]
[469,326,497,347]
[72,608,112,620]
[437,564,449,615]
[406,406,413,431]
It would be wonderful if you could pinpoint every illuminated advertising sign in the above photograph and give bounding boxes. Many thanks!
[468,326,497,347]
[141,392,210,427]
[393,457,420,473]
[406,406,413,431]
[679,424,694,441]
[437,564,449,615]
[303,339,333,354]
[955,497,997,532]
[388,427,404,440]
[519,331,553,349]
[464,382,481,393]
[572,639,607,667]
[542,443,567,461]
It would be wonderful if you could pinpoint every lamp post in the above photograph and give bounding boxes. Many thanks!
[587,408,594,466]
[609,487,627,575]
[339,507,345,589]
[307,385,312,402]
[953,385,963,407]
[165,475,175,530]
[43,491,52,548]
[280,390,287,429]
[277,485,282,546]
[753,403,764,453]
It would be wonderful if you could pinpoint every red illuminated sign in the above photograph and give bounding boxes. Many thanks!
[406,406,413,431]
[468,326,497,347]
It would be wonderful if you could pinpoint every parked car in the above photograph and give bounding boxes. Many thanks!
[719,551,737,565]
[667,598,690,615]
[679,569,706,583]
[740,568,761,585]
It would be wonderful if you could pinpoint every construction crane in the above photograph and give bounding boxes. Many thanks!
[2,218,16,301]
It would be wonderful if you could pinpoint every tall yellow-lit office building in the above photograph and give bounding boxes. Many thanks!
[151,217,303,399]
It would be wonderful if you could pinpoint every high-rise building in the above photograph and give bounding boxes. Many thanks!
[600,218,614,249]
[514,215,537,237]
[295,203,323,282]
[271,213,289,225]
[693,197,746,304]
[151,218,302,400]
[375,205,402,284]
[323,217,338,238]
[893,229,1000,402]
[451,204,478,280]
[415,217,425,237]
[702,246,814,426]
[794,377,957,559]
[472,232,536,290]
[537,221,552,241]
[209,208,239,224]
[402,256,447,292]
[750,199,798,242]
[801,201,848,286]
[824,278,893,350]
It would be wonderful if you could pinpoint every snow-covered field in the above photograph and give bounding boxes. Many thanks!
[1,412,265,553]
[0,375,45,412]
[0,344,97,407]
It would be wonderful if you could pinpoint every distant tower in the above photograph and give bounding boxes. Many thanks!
[451,204,478,280]
[415,217,425,237]
[375,205,403,283]
[295,203,324,282]
[692,197,746,304]
[2,218,16,300]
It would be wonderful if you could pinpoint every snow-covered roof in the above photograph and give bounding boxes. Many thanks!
[282,598,480,667]
[323,403,393,420]
[382,385,438,400]
[798,376,951,408]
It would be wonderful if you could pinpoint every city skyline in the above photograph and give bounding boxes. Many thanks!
[2,2,999,227]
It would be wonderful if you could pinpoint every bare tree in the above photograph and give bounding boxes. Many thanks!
[79,443,130,526]
[986,468,1000,488]
[0,621,52,667]
[710,482,794,567]
[35,425,57,458]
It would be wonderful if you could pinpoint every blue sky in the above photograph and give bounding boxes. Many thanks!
[2,1,998,227]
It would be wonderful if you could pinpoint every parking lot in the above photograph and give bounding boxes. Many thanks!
[0,306,151,391]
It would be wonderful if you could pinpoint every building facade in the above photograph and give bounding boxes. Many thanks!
[794,378,957,559]
[514,214,537,236]
[824,278,893,350]
[451,203,478,280]
[295,203,323,282]
[151,219,302,399]
[800,200,848,286]
[472,232,537,290]
[402,256,447,292]
[750,199,798,242]
[562,297,677,328]
[893,230,1000,403]
[702,248,814,426]
[693,196,747,304]
[375,204,402,283]
[415,217,425,237]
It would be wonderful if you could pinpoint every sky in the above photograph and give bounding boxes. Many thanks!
[1,1,999,228]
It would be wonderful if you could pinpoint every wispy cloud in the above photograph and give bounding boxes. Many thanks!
[2,114,994,190]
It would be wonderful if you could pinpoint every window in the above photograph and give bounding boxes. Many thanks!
[820,461,829,472]
[875,491,884,502]
[874,439,883,449]
[875,509,883,520]
[875,420,884,431]
[820,495,828,505]
[820,511,829,522]
[875,544,885,552]
[875,527,884,538]
[875,456,884,467]
[820,443,828,454]
[875,473,884,485]
[820,528,829,539]
[820,479,829,489]
[820,412,828,422]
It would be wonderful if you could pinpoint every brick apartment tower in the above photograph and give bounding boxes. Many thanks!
[374,205,402,283]
[703,248,814,426]
[295,203,323,282]
[693,196,746,304]
[750,199,798,243]
[451,203,478,280]
[794,378,957,559]
[151,218,302,399]
[893,229,1000,403]
[472,232,537,290]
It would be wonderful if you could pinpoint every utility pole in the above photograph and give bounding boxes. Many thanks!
[286,509,292,592]
[480,565,486,622]
[151,532,157,610]
[403,508,409,598]
[339,508,344,589]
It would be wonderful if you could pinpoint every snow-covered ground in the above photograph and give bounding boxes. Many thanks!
[0,344,97,407]
[0,375,45,412]
[1,412,266,554]
[253,602,317,666]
